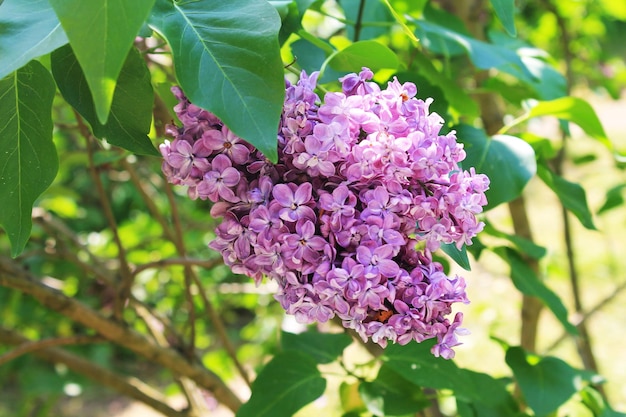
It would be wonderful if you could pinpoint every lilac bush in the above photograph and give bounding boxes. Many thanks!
[160,68,489,359]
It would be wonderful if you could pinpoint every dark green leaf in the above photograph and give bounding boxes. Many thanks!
[281,330,352,364]
[0,0,68,79]
[51,45,158,156]
[598,183,626,215]
[48,0,155,124]
[236,351,326,417]
[291,37,331,75]
[536,164,596,230]
[457,125,536,209]
[441,243,471,271]
[491,0,517,36]
[321,41,399,83]
[506,346,598,416]
[0,61,58,256]
[341,0,392,41]
[494,247,578,335]
[149,0,284,163]
[395,71,451,122]
[383,342,518,416]
[359,365,429,416]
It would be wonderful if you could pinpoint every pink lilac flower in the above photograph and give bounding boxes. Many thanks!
[160,67,490,358]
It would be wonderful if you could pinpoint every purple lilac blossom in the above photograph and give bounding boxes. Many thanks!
[160,68,490,359]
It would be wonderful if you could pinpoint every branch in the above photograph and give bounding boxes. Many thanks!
[0,256,242,412]
[0,327,187,417]
[0,334,104,366]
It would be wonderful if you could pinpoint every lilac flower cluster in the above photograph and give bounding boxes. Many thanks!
[160,68,489,359]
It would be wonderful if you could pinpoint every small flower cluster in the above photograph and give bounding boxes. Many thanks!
[160,68,489,358]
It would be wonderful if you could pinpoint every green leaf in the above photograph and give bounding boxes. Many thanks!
[321,40,399,83]
[506,346,598,416]
[411,18,534,81]
[359,365,429,416]
[149,0,285,163]
[383,342,518,416]
[494,247,578,335]
[536,163,596,230]
[0,0,68,79]
[598,183,626,215]
[341,0,393,41]
[51,45,158,156]
[0,61,58,256]
[457,125,536,209]
[491,0,517,36]
[48,0,155,124]
[483,223,547,259]
[441,243,471,271]
[281,330,352,364]
[236,351,326,417]
[501,97,612,152]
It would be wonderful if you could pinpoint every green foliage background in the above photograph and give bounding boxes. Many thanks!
[0,0,625,416]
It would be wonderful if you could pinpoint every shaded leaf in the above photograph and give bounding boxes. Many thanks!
[441,243,471,271]
[48,0,155,124]
[51,45,158,156]
[341,0,392,41]
[491,0,517,36]
[0,61,58,256]
[494,247,577,335]
[536,163,596,230]
[282,330,352,364]
[359,365,429,416]
[149,0,284,163]
[457,125,536,209]
[0,0,68,79]
[236,351,326,417]
[383,342,518,416]
[506,346,598,416]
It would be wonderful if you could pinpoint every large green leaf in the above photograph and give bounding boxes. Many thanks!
[501,97,612,151]
[383,342,518,416]
[536,163,596,230]
[281,330,352,364]
[51,45,158,156]
[491,0,517,36]
[48,0,155,124]
[320,40,399,83]
[236,351,326,417]
[149,0,285,163]
[494,247,578,335]
[506,347,598,416]
[410,18,533,82]
[359,365,430,416]
[0,0,68,79]
[457,125,536,209]
[0,61,58,257]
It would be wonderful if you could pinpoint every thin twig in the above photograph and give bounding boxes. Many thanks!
[353,0,367,42]
[75,111,134,319]
[0,257,243,412]
[132,257,223,277]
[0,335,104,366]
[0,327,188,417]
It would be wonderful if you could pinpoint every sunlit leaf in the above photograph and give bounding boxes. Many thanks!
[536,163,596,230]
[236,351,326,417]
[48,0,155,124]
[494,247,578,335]
[0,61,58,256]
[597,183,626,215]
[321,41,399,83]
[491,0,517,36]
[149,0,285,163]
[0,0,68,79]
[51,45,158,156]
[457,125,536,209]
